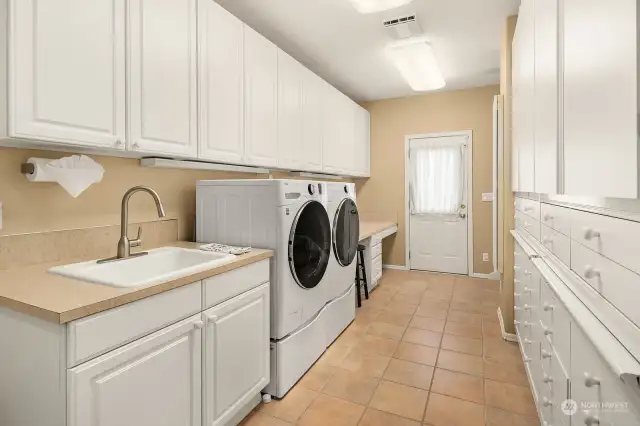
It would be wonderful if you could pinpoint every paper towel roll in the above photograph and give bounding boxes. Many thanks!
[25,155,105,197]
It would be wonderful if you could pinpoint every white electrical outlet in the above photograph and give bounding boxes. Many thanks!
[482,253,489,262]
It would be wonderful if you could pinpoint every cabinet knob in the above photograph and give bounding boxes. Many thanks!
[584,265,601,279]
[543,374,554,383]
[514,320,521,325]
[584,415,600,426]
[543,303,555,312]
[524,206,534,212]
[583,228,601,240]
[543,213,553,221]
[523,338,532,344]
[206,315,218,323]
[524,270,532,276]
[514,279,520,284]
[523,304,532,311]
[523,356,532,363]
[542,236,553,245]
[132,142,140,149]
[194,320,205,329]
[514,266,521,271]
[514,306,522,311]
[584,373,601,388]
[524,286,531,293]
[541,397,553,407]
[514,292,521,298]
[115,139,123,147]
[541,349,553,359]
[543,326,554,336]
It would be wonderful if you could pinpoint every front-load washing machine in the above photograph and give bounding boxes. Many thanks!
[196,179,334,398]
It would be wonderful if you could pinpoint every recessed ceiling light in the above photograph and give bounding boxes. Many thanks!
[385,37,446,91]
[349,0,415,14]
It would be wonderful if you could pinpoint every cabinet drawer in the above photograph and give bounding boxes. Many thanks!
[540,280,571,371]
[516,197,541,220]
[570,209,640,276]
[203,260,269,309]
[540,203,572,236]
[540,338,570,426]
[515,210,541,240]
[371,242,382,259]
[571,241,640,329]
[372,254,382,280]
[540,224,570,266]
[67,282,201,367]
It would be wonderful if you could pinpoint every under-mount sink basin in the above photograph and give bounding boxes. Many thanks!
[48,247,236,288]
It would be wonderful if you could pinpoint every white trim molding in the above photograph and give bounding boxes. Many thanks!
[471,272,501,280]
[497,307,518,343]
[382,264,410,271]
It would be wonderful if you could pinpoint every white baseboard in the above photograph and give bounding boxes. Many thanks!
[497,307,518,342]
[470,271,501,280]
[382,264,409,270]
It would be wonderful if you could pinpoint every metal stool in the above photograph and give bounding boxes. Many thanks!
[355,244,369,307]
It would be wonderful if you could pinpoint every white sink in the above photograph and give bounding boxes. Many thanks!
[49,247,236,288]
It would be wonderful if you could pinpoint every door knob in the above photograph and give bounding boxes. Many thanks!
[459,212,467,219]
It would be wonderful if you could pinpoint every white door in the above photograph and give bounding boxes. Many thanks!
[10,0,126,149]
[67,315,202,426]
[128,0,198,157]
[244,26,278,168]
[277,50,304,170]
[203,283,270,426]
[197,0,244,164]
[408,135,469,274]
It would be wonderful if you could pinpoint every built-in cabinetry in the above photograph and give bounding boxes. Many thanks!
[512,0,639,198]
[0,259,271,426]
[513,197,640,425]
[0,0,370,177]
[362,225,398,291]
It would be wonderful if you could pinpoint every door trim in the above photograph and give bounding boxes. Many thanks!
[404,131,474,275]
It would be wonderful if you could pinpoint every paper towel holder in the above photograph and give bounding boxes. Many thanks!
[21,163,36,175]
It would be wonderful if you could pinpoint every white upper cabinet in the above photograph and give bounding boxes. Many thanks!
[354,106,370,177]
[9,0,126,149]
[534,0,558,194]
[277,50,304,170]
[198,0,244,164]
[300,68,324,172]
[323,85,345,174]
[563,0,638,198]
[244,26,278,168]
[127,0,198,158]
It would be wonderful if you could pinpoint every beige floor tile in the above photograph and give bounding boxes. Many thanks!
[297,394,365,426]
[482,312,500,324]
[481,304,499,315]
[318,343,352,367]
[321,368,380,405]
[423,393,486,426]
[449,300,484,314]
[382,358,434,390]
[414,306,449,320]
[402,328,442,347]
[357,306,383,321]
[482,320,502,338]
[241,412,294,426]
[452,291,484,303]
[354,334,400,357]
[368,381,429,421]
[421,289,453,300]
[393,342,439,366]
[482,290,500,305]
[447,310,482,325]
[391,293,421,307]
[483,338,522,365]
[357,408,420,426]
[341,350,392,378]
[408,316,445,333]
[367,321,406,340]
[436,350,484,376]
[484,379,537,417]
[444,321,483,339]
[483,359,529,387]
[384,301,418,315]
[441,334,483,356]
[480,280,500,292]
[397,280,429,296]
[258,386,317,422]
[298,363,337,391]
[430,369,484,404]
[419,298,451,311]
[335,325,366,348]
[376,311,413,327]
[484,407,539,426]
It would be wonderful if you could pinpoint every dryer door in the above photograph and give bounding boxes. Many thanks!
[333,198,360,267]
[288,200,331,289]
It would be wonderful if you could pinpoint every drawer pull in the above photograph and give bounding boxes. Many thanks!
[523,304,532,311]
[584,415,600,426]
[543,302,555,311]
[524,270,532,276]
[543,374,554,383]
[523,356,532,363]
[523,338,532,344]
[541,349,553,359]
[584,265,601,279]
[524,286,532,293]
[543,213,553,221]
[583,228,601,240]
[541,397,553,407]
[514,292,521,298]
[584,373,601,388]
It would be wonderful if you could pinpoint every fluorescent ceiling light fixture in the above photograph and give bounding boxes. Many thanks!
[385,38,446,91]
[349,0,414,14]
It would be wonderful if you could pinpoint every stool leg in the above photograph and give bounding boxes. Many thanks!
[360,250,369,300]
[355,257,362,307]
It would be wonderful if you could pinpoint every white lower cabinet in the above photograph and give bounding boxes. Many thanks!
[68,314,203,426]
[203,283,270,426]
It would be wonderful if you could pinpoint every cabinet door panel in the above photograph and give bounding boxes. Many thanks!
[301,69,324,172]
[128,0,198,157]
[277,50,304,170]
[10,0,125,149]
[244,27,278,167]
[204,283,270,426]
[563,0,638,198]
[322,85,343,174]
[68,315,202,426]
[354,107,370,177]
[198,0,244,164]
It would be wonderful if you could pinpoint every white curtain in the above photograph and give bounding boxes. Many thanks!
[410,144,464,215]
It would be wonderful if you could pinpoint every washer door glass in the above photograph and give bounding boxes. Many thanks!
[289,200,331,289]
[333,198,360,267]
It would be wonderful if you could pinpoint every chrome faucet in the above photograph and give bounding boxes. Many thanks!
[98,186,166,263]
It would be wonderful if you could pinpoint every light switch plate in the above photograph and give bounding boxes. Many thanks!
[482,253,489,262]
[482,193,494,202]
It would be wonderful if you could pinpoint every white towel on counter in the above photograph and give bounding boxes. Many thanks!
[199,243,251,255]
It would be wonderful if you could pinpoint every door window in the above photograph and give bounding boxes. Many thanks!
[289,201,331,289]
[333,199,360,267]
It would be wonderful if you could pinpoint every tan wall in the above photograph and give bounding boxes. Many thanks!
[358,85,500,274]
[0,147,262,240]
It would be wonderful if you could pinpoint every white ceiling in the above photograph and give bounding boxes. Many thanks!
[215,0,521,102]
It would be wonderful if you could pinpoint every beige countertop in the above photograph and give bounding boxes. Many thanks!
[359,221,398,241]
[0,242,273,324]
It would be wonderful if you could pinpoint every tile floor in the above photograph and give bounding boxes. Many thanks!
[241,269,539,426]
